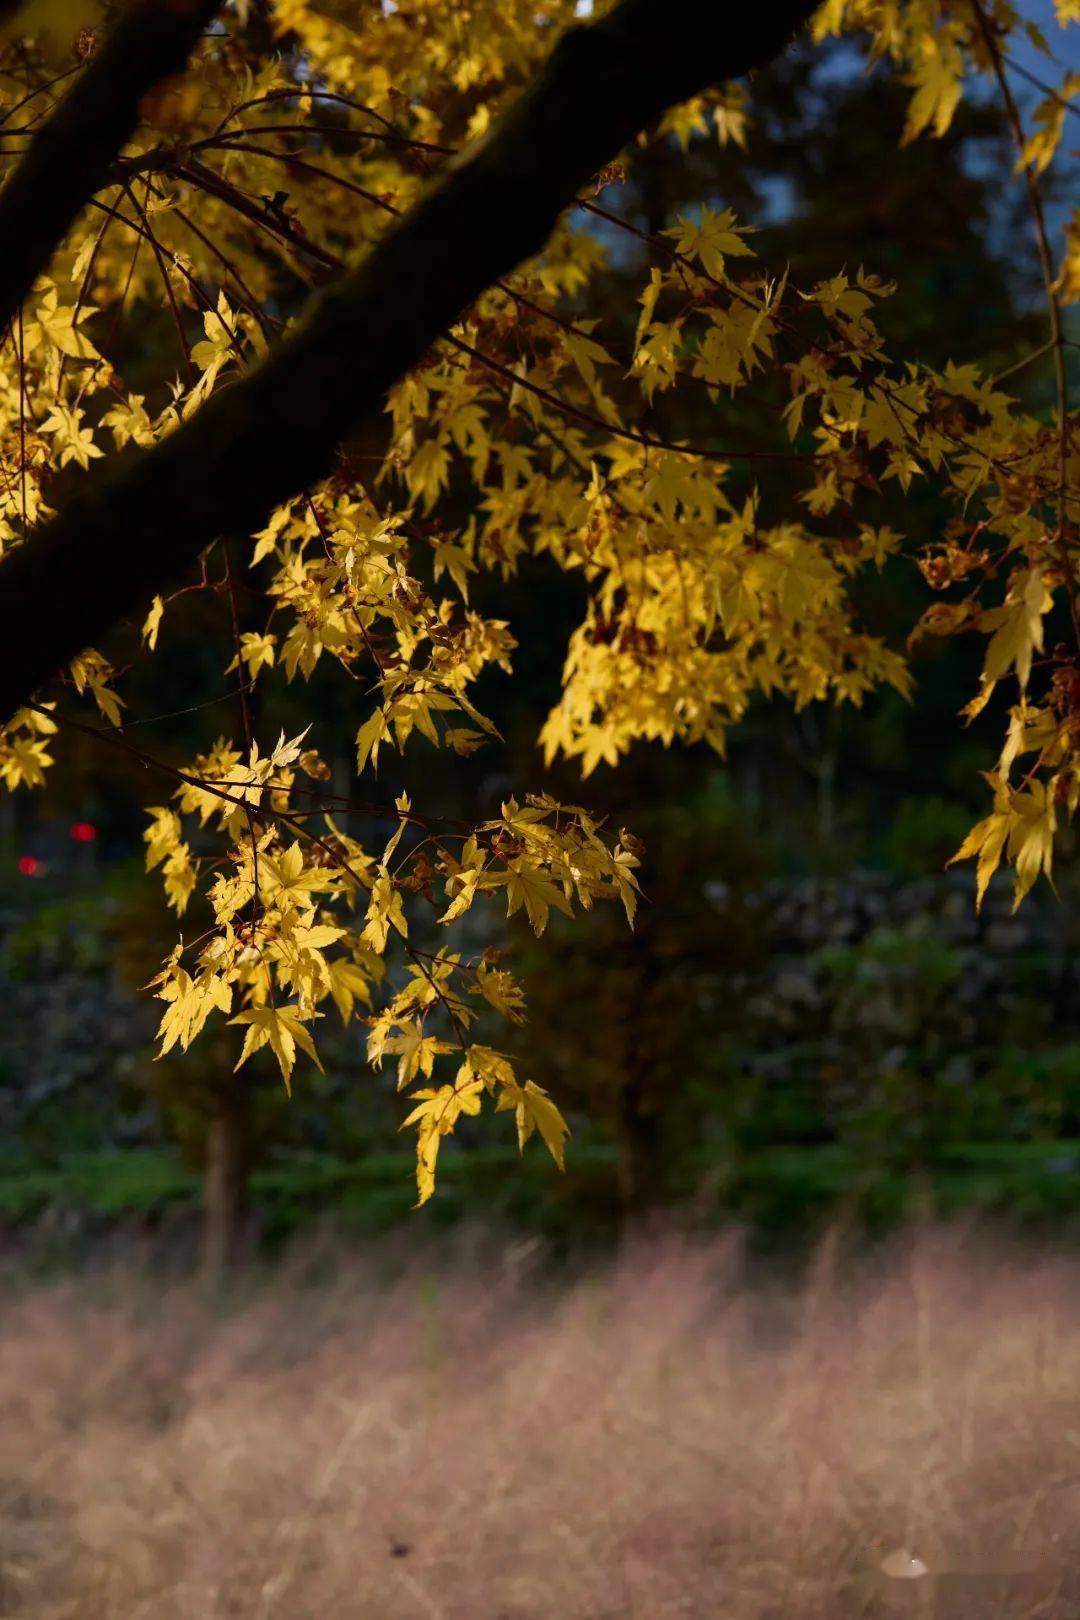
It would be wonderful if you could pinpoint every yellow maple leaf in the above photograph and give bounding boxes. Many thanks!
[230,1004,322,1093]
[496,1077,570,1171]
[504,860,574,936]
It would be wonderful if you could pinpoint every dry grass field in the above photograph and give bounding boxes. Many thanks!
[2,1223,1079,1618]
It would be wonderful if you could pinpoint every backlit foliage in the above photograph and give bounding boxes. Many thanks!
[0,0,1077,1198]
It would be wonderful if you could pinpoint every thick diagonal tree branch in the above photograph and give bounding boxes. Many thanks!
[0,0,222,332]
[0,0,817,724]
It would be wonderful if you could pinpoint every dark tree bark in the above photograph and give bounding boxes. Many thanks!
[0,0,817,726]
[0,0,221,335]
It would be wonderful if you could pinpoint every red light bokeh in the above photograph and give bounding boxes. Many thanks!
[18,856,42,877]
[69,822,97,843]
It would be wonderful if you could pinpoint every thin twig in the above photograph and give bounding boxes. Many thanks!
[971,0,1080,648]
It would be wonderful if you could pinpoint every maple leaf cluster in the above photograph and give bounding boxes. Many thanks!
[0,0,1077,1199]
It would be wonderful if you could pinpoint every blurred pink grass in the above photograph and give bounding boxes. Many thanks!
[2,1223,1080,1617]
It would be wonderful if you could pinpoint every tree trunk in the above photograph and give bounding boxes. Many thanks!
[0,0,818,726]
[616,1076,662,1212]
[202,1079,251,1281]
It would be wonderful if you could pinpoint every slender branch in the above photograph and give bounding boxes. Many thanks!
[195,122,452,157]
[204,126,1072,493]
[1003,54,1080,121]
[0,0,222,332]
[31,700,472,1044]
[990,338,1056,388]
[971,0,1079,647]
[0,61,82,131]
[447,330,810,463]
[0,0,817,725]
[124,179,195,383]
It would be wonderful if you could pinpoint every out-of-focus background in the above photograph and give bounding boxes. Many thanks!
[5,1226,1080,1618]
[4,21,1080,1256]
[6,13,1080,1618]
